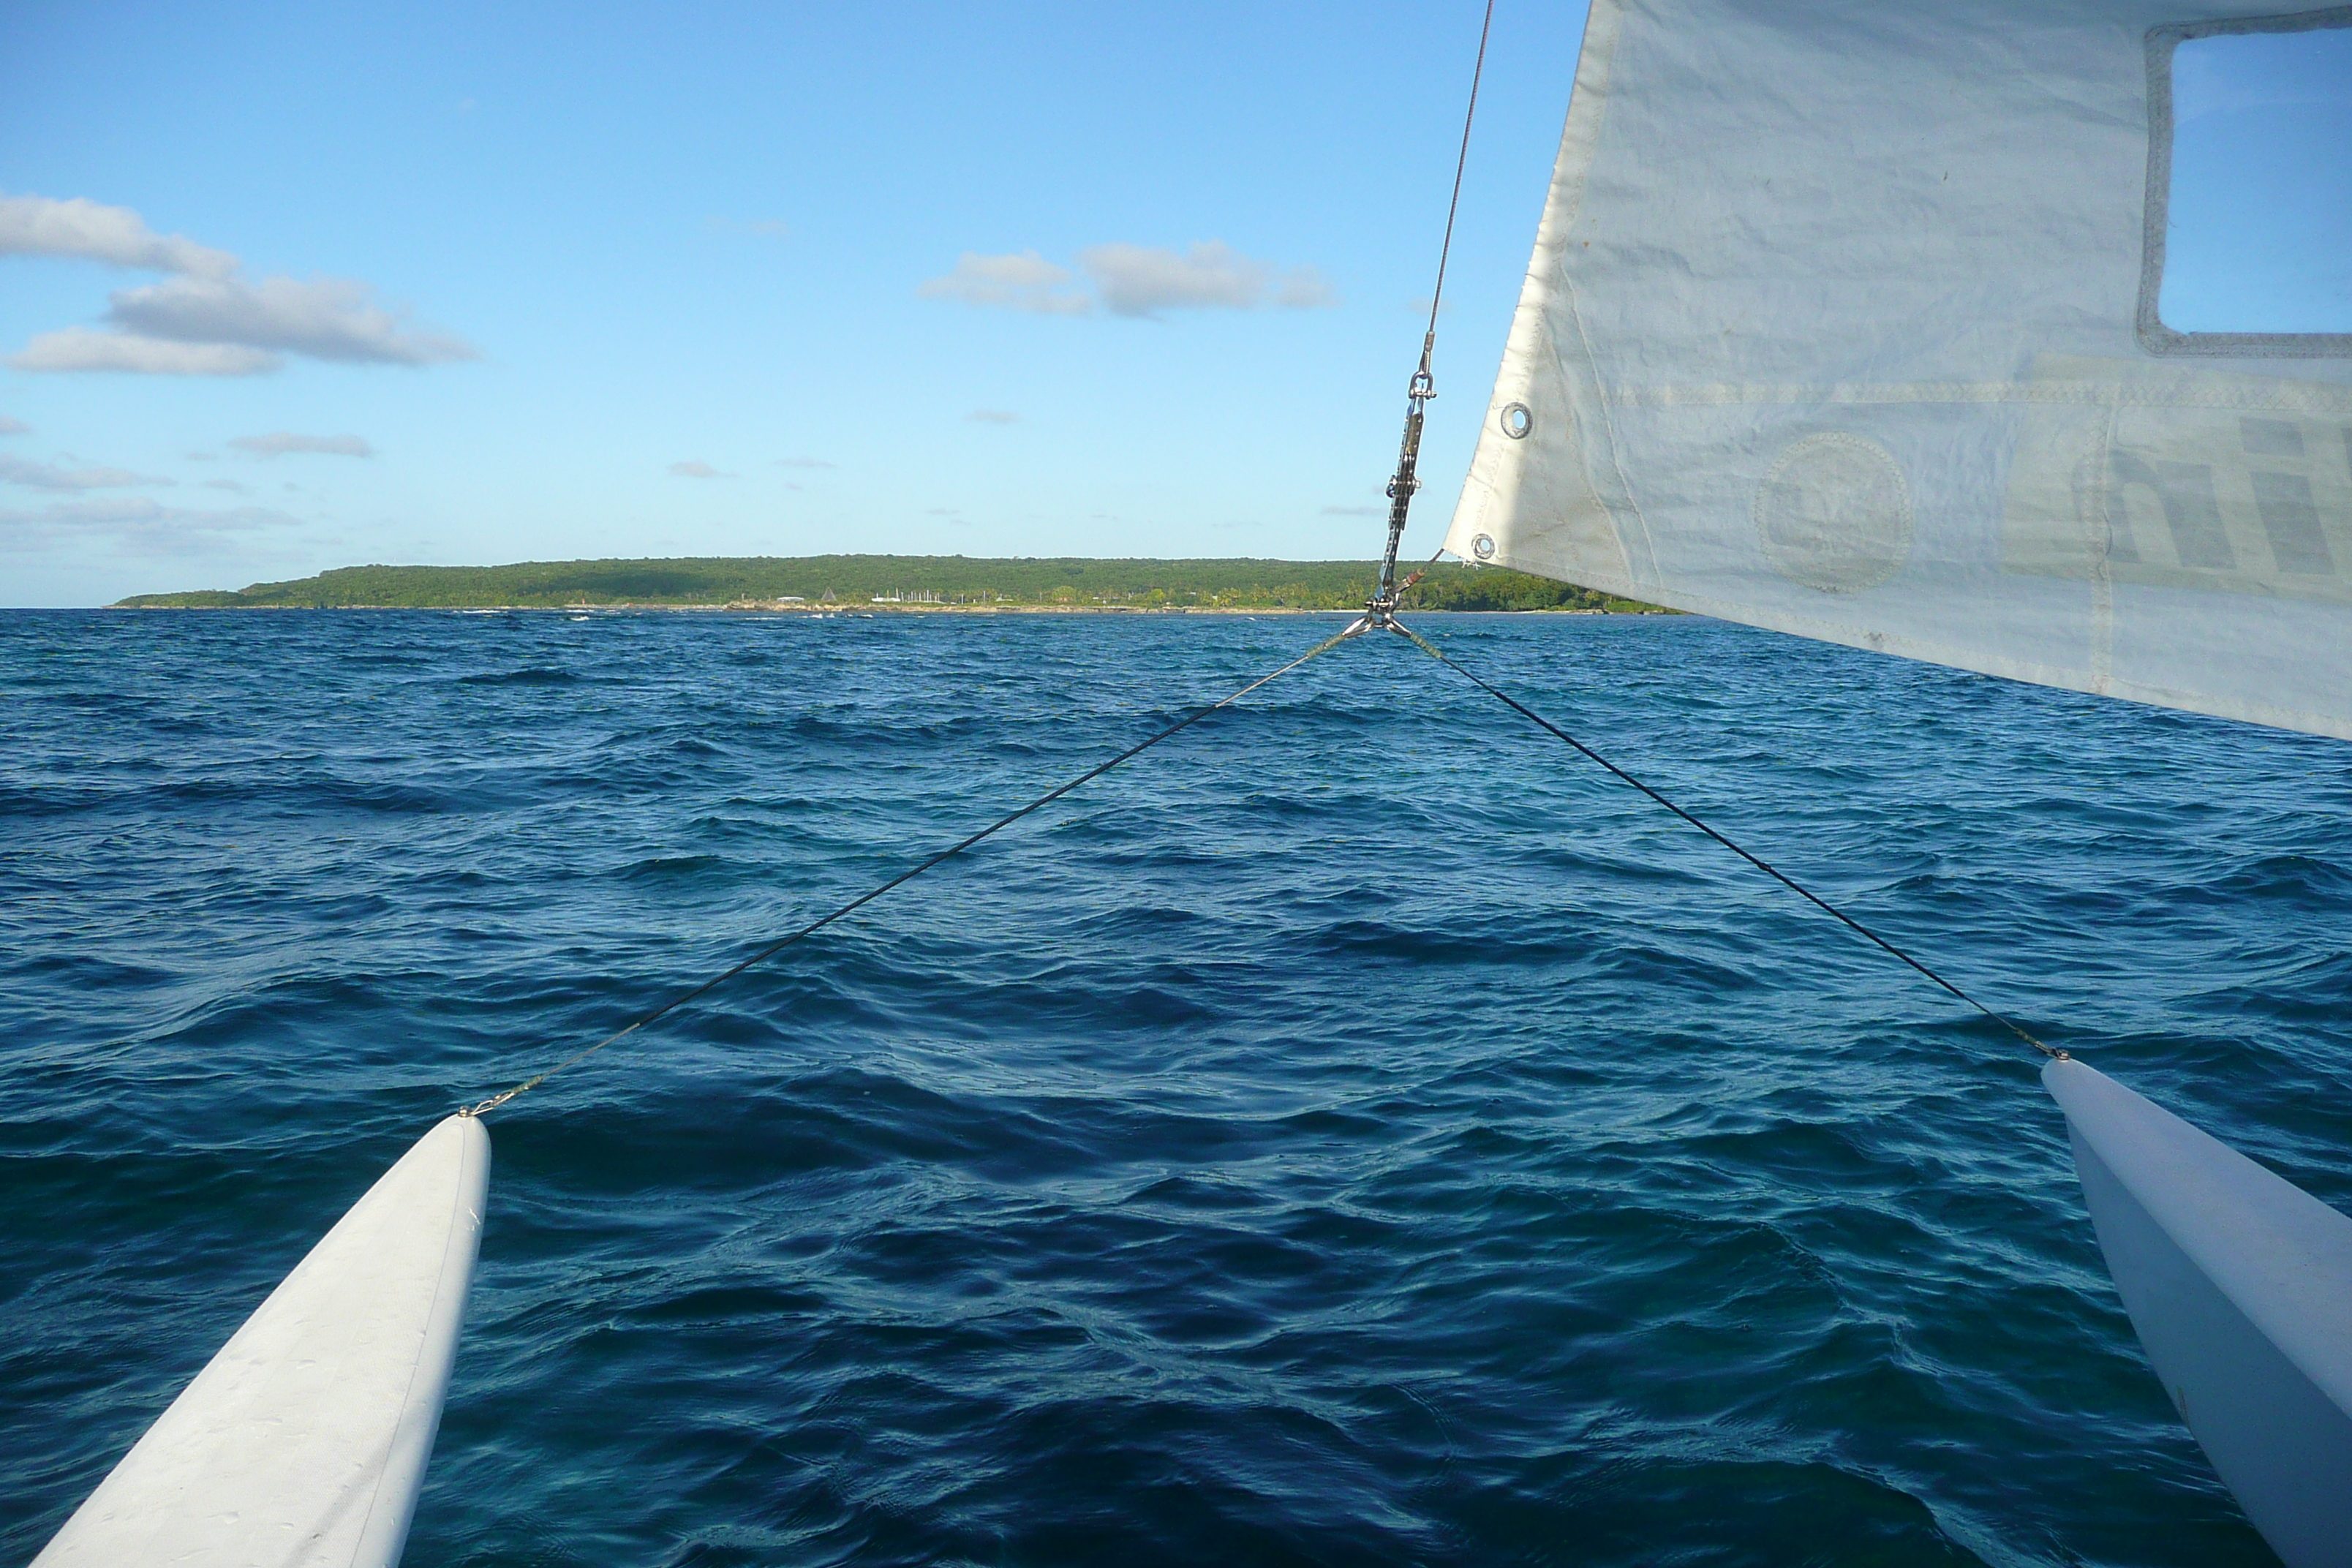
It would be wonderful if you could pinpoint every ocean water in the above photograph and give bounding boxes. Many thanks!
[3,608,2347,1568]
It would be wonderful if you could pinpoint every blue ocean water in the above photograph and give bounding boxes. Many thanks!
[3,608,2348,1567]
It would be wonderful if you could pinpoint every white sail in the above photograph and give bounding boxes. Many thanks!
[1444,0,2352,739]
[36,1115,491,1568]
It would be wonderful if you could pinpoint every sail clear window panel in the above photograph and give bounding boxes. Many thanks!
[2157,19,2352,338]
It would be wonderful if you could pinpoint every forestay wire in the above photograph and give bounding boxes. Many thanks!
[461,622,1360,1117]
[460,6,1513,1120]
[1369,0,1499,622]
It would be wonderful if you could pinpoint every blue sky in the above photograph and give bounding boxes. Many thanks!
[0,1,1591,606]
[2161,23,2352,335]
[1,4,2344,607]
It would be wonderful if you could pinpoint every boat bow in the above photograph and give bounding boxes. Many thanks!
[35,1114,490,1568]
[2046,1058,2352,1568]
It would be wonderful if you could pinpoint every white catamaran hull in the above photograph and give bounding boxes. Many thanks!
[35,1114,490,1568]
[2046,1059,2352,1568]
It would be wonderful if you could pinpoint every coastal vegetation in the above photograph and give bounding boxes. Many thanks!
[114,556,1666,613]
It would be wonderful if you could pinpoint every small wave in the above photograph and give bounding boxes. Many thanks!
[1,607,2320,1568]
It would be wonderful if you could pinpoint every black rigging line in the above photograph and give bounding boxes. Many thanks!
[1384,619,2065,1063]
[464,622,1362,1117]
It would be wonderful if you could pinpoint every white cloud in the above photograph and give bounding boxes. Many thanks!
[917,251,1090,315]
[966,409,1018,424]
[18,497,172,524]
[670,459,728,478]
[0,454,172,491]
[1,191,476,374]
[0,192,238,277]
[106,276,475,366]
[203,478,249,493]
[8,329,278,375]
[1080,241,1256,315]
[229,431,374,459]
[1275,270,1338,309]
[0,495,298,554]
[921,241,1335,319]
[0,416,26,435]
[1080,241,1333,318]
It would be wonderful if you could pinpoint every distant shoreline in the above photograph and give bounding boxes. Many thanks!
[110,601,1632,616]
[111,555,1670,614]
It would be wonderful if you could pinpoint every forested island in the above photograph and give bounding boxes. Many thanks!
[115,556,1667,613]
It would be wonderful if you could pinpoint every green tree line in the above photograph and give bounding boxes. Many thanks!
[114,555,1666,613]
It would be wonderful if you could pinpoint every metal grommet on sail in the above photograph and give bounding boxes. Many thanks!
[1499,402,1533,440]
[1471,533,1496,559]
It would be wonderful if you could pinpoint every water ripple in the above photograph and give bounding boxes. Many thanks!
[3,608,2346,1566]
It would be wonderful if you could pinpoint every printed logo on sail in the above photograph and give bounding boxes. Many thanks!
[1999,358,2352,607]
[1754,433,1915,593]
